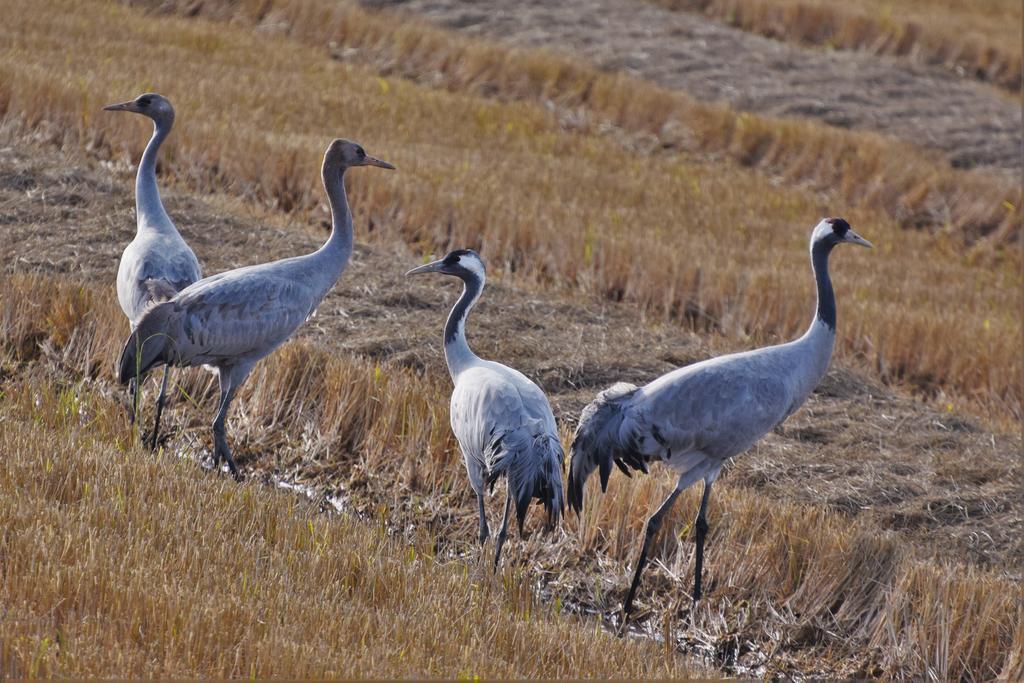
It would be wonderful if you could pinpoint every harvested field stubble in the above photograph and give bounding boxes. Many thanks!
[0,381,693,678]
[1,0,1020,425]
[135,0,1022,247]
[2,0,1023,677]
[650,0,1023,92]
[1,272,1021,679]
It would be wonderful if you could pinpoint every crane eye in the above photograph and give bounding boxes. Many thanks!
[357,148,365,158]
[138,98,150,107]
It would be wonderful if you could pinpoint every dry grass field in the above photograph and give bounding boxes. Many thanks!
[0,363,692,678]
[1,0,1022,678]
[650,0,1023,91]
[356,0,1021,172]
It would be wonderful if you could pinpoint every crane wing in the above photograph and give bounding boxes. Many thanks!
[637,353,795,460]
[450,364,557,469]
[450,363,564,530]
[167,269,319,365]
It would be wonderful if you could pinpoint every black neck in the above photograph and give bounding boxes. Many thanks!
[811,241,836,331]
[444,272,483,346]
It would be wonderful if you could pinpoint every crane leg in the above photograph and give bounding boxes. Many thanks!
[622,485,684,622]
[692,478,714,602]
[126,377,139,425]
[477,492,490,545]
[493,485,513,572]
[212,371,241,481]
[148,365,171,451]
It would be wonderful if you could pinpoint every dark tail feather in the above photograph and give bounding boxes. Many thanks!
[486,429,565,535]
[142,277,180,303]
[567,382,640,516]
[118,302,178,385]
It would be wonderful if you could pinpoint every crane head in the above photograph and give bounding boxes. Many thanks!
[103,93,174,123]
[323,138,395,172]
[405,249,485,280]
[812,217,873,250]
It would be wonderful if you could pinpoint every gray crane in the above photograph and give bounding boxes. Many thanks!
[568,217,871,620]
[105,93,202,449]
[117,139,394,477]
[407,249,565,567]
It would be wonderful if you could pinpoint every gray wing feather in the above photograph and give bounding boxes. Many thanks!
[167,271,318,365]
[451,364,564,529]
[567,382,641,514]
[569,330,832,516]
[636,352,796,460]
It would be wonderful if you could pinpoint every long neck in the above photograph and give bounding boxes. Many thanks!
[810,241,836,332]
[311,164,355,290]
[786,241,838,402]
[444,274,484,379]
[136,117,174,232]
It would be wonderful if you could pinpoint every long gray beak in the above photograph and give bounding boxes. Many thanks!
[364,154,395,170]
[103,100,136,112]
[405,259,444,276]
[845,230,873,248]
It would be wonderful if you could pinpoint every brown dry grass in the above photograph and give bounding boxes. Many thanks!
[1,3,1022,675]
[0,287,697,679]
[1,0,1020,427]
[2,271,1021,679]
[651,0,1023,92]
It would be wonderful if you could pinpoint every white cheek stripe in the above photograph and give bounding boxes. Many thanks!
[461,256,486,279]
[810,219,832,245]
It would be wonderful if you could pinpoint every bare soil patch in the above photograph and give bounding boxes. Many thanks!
[362,0,1022,173]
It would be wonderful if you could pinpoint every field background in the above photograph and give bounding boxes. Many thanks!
[1,0,1021,678]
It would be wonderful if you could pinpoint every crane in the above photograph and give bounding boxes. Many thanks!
[118,139,393,477]
[105,93,202,448]
[407,249,565,567]
[568,217,871,621]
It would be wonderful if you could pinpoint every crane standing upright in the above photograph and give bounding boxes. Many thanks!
[407,249,565,567]
[568,217,872,620]
[105,93,202,448]
[118,139,393,477]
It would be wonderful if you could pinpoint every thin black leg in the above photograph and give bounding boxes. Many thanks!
[212,373,240,480]
[477,492,489,545]
[149,365,171,450]
[493,486,513,571]
[692,478,714,602]
[622,485,684,622]
[127,377,139,425]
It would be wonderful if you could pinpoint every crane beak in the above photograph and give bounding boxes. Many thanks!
[844,230,873,248]
[103,100,136,112]
[363,155,395,170]
[405,259,444,276]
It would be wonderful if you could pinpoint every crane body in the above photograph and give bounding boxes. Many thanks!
[118,139,393,476]
[408,249,565,567]
[105,93,202,447]
[569,218,872,619]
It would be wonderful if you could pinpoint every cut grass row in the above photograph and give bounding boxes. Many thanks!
[649,0,1023,92]
[2,0,1019,424]
[2,272,1021,679]
[137,0,1022,249]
